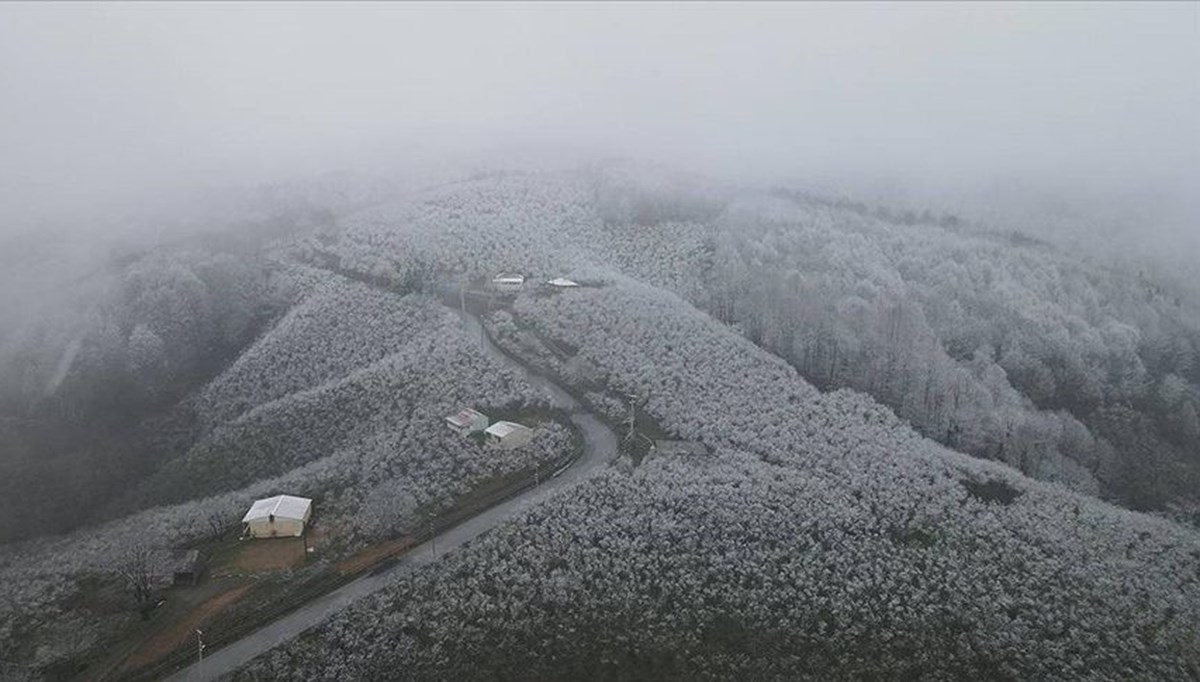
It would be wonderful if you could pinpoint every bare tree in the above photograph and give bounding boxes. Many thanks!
[113,542,159,620]
[359,484,418,542]
[204,509,230,540]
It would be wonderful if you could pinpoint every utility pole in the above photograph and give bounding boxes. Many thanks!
[626,393,639,444]
[196,629,205,665]
[428,513,437,559]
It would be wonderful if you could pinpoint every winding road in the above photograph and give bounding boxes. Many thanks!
[163,309,618,681]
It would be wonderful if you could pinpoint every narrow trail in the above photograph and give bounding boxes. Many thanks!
[162,307,618,681]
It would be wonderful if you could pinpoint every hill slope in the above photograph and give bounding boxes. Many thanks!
[1,167,1198,679]
[234,274,1200,681]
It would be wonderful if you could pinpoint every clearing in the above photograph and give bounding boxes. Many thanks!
[211,537,308,575]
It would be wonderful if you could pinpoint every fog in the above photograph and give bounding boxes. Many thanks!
[2,2,1196,242]
[6,7,1200,675]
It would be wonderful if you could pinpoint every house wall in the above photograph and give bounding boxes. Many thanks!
[247,517,306,538]
[492,428,533,449]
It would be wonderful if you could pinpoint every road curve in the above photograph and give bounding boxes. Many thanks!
[163,309,618,681]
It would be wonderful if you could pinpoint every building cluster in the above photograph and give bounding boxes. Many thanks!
[223,273,554,558]
[490,273,580,293]
[445,407,535,449]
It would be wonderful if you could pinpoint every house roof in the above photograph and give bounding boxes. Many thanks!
[445,408,486,427]
[546,277,580,287]
[242,495,312,523]
[485,420,531,438]
[492,273,525,284]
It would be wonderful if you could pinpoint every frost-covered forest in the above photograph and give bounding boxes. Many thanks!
[705,191,1200,512]
[582,170,1200,514]
[1,166,1198,679]
[3,3,1196,680]
[316,166,1200,513]
[0,229,571,673]
[226,170,1199,677]
[235,453,1200,681]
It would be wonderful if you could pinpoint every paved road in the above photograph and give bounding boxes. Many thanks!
[164,309,617,681]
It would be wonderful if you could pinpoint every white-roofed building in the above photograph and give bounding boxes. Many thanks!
[445,408,489,436]
[241,495,313,538]
[484,420,534,449]
[546,277,580,288]
[491,273,525,293]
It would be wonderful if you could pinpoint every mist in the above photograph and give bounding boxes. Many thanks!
[1,2,1196,243]
[7,6,1200,678]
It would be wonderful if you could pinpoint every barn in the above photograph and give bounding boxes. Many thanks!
[148,549,203,588]
[241,495,313,538]
[445,408,489,436]
[484,421,534,449]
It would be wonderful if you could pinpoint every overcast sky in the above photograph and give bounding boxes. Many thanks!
[1,2,1196,229]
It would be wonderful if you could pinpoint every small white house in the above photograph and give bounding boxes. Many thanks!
[445,408,489,436]
[546,277,580,288]
[484,421,534,449]
[241,495,313,539]
[491,273,525,293]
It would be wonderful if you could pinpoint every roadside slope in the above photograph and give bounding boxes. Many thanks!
[232,275,1200,681]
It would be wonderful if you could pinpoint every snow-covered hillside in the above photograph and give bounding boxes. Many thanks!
[1,167,1198,679]
[233,274,1200,681]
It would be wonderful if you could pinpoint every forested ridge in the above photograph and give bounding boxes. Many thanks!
[0,245,290,542]
[230,170,1200,679]
[0,166,1198,679]
[0,261,569,676]
[586,167,1200,515]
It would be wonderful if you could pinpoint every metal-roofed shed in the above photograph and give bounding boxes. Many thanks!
[242,495,313,538]
[484,421,534,449]
[445,408,489,436]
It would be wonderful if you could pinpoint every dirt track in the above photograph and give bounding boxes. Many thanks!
[120,585,253,673]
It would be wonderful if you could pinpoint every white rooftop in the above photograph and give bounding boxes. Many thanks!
[492,273,525,284]
[446,408,486,427]
[485,421,531,438]
[241,494,312,523]
[546,277,580,287]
